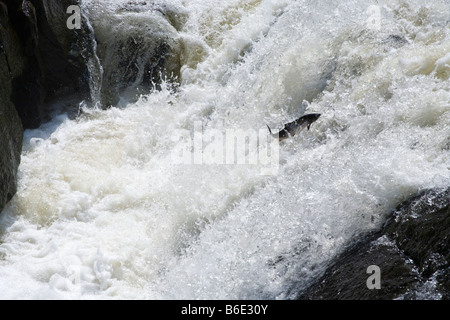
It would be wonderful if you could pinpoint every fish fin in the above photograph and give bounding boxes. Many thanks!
[307,124,311,130]
[266,124,272,135]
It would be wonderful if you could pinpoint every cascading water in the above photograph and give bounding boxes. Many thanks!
[0,0,449,299]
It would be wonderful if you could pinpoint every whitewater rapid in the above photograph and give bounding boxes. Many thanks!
[0,0,449,299]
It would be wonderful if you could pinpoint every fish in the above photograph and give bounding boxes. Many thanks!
[267,113,321,141]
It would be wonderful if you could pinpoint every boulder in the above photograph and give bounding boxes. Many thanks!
[297,187,450,300]
[88,2,183,106]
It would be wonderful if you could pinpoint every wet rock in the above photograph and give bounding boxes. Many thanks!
[0,102,22,212]
[89,4,182,106]
[0,0,98,212]
[1,1,25,213]
[0,2,23,212]
[386,187,449,299]
[297,187,450,300]
[4,0,98,128]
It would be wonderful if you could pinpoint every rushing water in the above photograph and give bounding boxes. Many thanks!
[0,0,449,299]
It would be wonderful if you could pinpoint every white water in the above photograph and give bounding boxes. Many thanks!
[1,0,449,299]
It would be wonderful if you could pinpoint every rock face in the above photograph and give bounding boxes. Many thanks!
[4,0,98,128]
[297,187,450,300]
[0,1,23,210]
[1,1,25,212]
[0,0,98,213]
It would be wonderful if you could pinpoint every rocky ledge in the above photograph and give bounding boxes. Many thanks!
[298,187,449,300]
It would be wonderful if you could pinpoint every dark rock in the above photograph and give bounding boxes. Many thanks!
[385,187,450,299]
[0,73,23,213]
[4,0,98,128]
[297,187,450,300]
[1,0,99,213]
[0,1,25,212]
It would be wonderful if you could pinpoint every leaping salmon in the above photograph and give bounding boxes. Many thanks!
[267,113,321,141]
